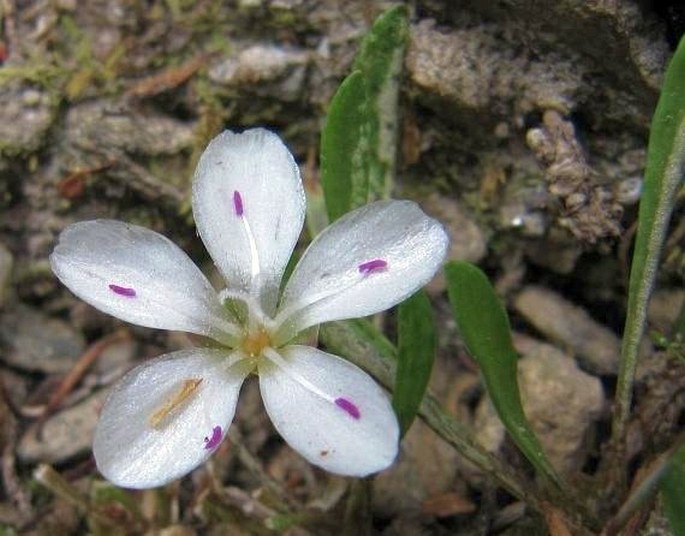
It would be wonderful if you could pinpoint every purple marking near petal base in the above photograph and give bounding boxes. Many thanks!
[335,397,361,420]
[358,259,387,275]
[233,190,244,216]
[109,284,136,297]
[204,425,223,449]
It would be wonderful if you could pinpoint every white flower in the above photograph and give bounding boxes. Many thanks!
[50,128,449,489]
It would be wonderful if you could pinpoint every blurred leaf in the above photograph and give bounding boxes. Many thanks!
[393,290,436,435]
[304,181,329,238]
[614,35,685,439]
[661,443,685,536]
[353,5,408,199]
[445,261,562,488]
[320,71,370,222]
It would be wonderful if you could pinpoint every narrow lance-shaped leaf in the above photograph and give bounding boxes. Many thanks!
[660,443,685,536]
[445,261,563,488]
[353,5,408,200]
[393,290,436,436]
[320,71,371,222]
[614,35,685,441]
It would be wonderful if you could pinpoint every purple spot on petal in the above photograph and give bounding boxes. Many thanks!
[358,259,387,275]
[335,397,361,420]
[109,284,136,297]
[204,425,223,449]
[233,190,244,217]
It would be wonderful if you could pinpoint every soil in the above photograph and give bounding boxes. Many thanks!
[0,0,684,534]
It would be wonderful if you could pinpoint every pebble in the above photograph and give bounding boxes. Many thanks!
[513,285,620,374]
[647,288,685,334]
[421,193,487,294]
[373,417,461,517]
[0,84,54,155]
[209,44,310,101]
[18,389,108,463]
[474,335,606,475]
[0,304,85,373]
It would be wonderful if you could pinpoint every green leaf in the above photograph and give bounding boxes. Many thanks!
[393,290,436,436]
[353,5,408,199]
[661,444,685,536]
[445,261,562,488]
[320,71,371,222]
[320,6,408,222]
[614,35,685,441]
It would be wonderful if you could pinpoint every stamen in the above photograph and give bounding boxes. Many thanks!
[335,397,361,419]
[109,284,136,297]
[204,425,223,449]
[241,329,271,357]
[358,259,388,275]
[148,378,203,428]
[233,190,244,216]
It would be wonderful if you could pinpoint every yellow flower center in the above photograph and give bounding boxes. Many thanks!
[240,328,272,358]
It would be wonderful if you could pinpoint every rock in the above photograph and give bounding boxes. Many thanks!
[407,20,584,116]
[474,335,606,475]
[513,285,620,374]
[523,237,583,275]
[0,82,55,156]
[209,44,310,101]
[0,242,13,308]
[372,417,460,517]
[62,100,193,203]
[18,389,108,463]
[65,101,195,156]
[0,304,85,373]
[406,3,666,127]
[422,193,487,264]
[648,288,685,334]
[93,338,138,378]
[421,193,487,294]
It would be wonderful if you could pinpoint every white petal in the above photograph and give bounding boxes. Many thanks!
[276,200,448,339]
[258,345,399,476]
[94,348,249,488]
[192,128,306,316]
[50,220,237,343]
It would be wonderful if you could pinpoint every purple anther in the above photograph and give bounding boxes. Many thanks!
[203,425,223,450]
[233,190,244,216]
[358,259,388,275]
[335,397,361,420]
[108,284,136,297]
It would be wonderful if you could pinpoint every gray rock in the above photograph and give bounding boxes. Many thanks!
[513,285,620,374]
[18,389,108,463]
[61,100,193,204]
[0,82,55,156]
[406,20,585,116]
[421,194,487,265]
[209,44,310,101]
[65,101,195,156]
[648,288,685,334]
[93,338,137,378]
[0,304,85,373]
[474,335,606,475]
[406,2,667,127]
[373,417,460,517]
